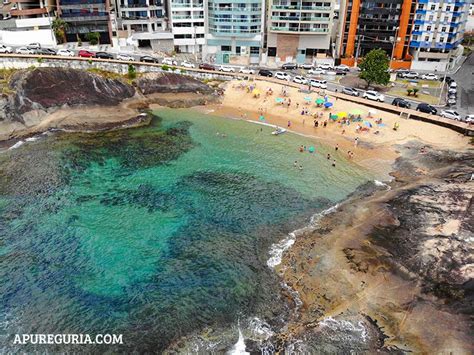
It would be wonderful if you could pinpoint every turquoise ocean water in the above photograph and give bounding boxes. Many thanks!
[0,109,371,352]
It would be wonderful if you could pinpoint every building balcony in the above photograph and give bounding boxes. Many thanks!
[121,16,160,24]
[210,0,260,3]
[209,28,259,37]
[62,14,109,21]
[271,5,331,11]
[270,26,329,33]
[60,0,107,4]
[209,7,261,13]
[10,7,48,15]
[121,5,162,11]
[271,15,329,22]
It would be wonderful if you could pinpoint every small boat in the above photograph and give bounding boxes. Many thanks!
[272,127,287,135]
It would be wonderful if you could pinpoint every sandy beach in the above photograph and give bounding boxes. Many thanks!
[207,79,470,178]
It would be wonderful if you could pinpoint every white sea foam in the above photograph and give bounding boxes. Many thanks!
[248,317,274,341]
[8,141,24,150]
[374,179,391,190]
[267,204,339,269]
[25,137,39,142]
[228,328,249,355]
[319,316,368,342]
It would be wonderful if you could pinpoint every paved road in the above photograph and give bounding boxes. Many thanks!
[453,53,474,117]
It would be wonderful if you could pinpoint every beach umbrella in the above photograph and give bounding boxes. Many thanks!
[304,96,312,102]
[308,146,315,153]
[350,108,364,115]
[330,114,338,120]
[275,97,284,103]
[252,89,261,96]
[364,121,372,128]
[316,98,325,104]
[324,102,333,108]
[337,112,347,118]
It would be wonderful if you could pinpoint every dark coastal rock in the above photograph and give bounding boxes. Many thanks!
[4,68,135,122]
[136,72,214,95]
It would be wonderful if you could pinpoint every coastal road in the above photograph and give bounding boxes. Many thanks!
[453,54,474,117]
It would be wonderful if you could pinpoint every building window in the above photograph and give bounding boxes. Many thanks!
[412,35,418,40]
[444,16,449,21]
[425,36,429,41]
[430,5,435,10]
[250,46,259,54]
[236,46,241,54]
[427,25,431,31]
[429,15,434,21]
[446,6,451,11]
[439,37,444,43]
[268,47,276,57]
[442,26,446,31]
[221,45,231,51]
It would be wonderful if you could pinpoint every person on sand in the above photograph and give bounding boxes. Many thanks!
[302,118,305,126]
[342,129,346,135]
[315,121,319,128]
[335,144,339,151]
[299,145,304,152]
[354,137,359,147]
[323,120,327,127]
[287,120,291,128]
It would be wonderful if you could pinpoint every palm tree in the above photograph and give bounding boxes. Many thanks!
[52,18,69,44]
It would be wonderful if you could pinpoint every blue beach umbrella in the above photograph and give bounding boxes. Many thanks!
[324,102,333,108]
[364,121,372,128]
[275,97,284,103]
[304,96,312,102]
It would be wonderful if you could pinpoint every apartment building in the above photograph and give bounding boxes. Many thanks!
[337,0,415,68]
[168,0,205,54]
[0,0,56,46]
[57,0,113,44]
[266,0,335,64]
[410,0,469,71]
[204,0,264,65]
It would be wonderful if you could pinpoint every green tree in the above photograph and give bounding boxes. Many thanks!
[358,48,391,88]
[412,88,419,97]
[127,64,136,80]
[407,88,413,96]
[86,32,100,45]
[52,18,69,44]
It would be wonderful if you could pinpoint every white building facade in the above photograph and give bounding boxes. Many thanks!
[168,0,205,54]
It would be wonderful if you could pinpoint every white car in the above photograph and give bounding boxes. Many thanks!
[448,87,457,94]
[334,64,350,72]
[449,82,457,88]
[308,68,326,76]
[401,72,419,79]
[362,90,385,102]
[309,79,327,89]
[162,58,177,65]
[0,44,12,53]
[293,75,307,84]
[117,53,135,61]
[440,110,460,120]
[300,63,313,70]
[239,67,255,74]
[218,65,235,73]
[275,71,291,80]
[421,73,438,80]
[57,49,74,57]
[180,60,195,68]
[317,63,332,70]
[27,42,41,50]
[16,47,34,55]
[463,114,473,123]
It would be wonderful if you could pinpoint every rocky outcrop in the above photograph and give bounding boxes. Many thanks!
[3,68,136,122]
[137,72,214,95]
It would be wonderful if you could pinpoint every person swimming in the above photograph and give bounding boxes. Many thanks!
[332,160,336,167]
[327,153,331,160]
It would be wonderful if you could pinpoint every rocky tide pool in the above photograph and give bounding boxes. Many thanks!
[0,109,371,352]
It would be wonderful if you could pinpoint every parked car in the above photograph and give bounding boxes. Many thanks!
[140,55,158,63]
[401,71,419,79]
[421,73,438,81]
[16,47,34,55]
[317,63,332,70]
[334,64,350,72]
[35,48,56,55]
[416,103,437,114]
[281,63,297,70]
[162,57,177,65]
[440,110,460,120]
[300,63,313,70]
[117,53,135,61]
[342,87,359,96]
[449,81,457,89]
[392,97,411,108]
[293,75,307,84]
[94,52,113,59]
[309,79,327,89]
[180,60,195,68]
[446,97,457,106]
[57,49,74,57]
[395,68,409,75]
[199,63,215,71]
[448,87,457,95]
[239,67,255,74]
[275,71,291,80]
[362,90,385,102]
[444,76,454,84]
[26,42,41,50]
[199,63,216,70]
[78,50,95,58]
[218,65,235,72]
[463,114,473,123]
[334,69,347,76]
[308,68,325,75]
[258,69,273,77]
[0,44,12,53]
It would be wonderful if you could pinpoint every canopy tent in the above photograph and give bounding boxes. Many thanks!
[315,98,325,104]
[324,102,333,108]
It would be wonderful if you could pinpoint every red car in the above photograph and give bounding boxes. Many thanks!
[78,50,95,58]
